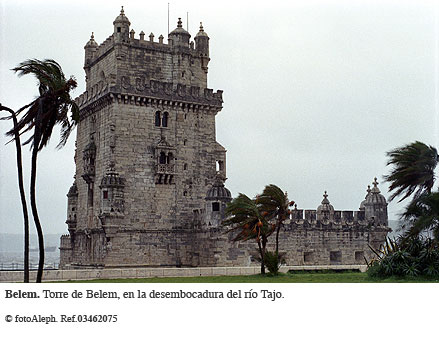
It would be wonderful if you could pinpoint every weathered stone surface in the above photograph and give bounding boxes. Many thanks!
[59,8,390,270]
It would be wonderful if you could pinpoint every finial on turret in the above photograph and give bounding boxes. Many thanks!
[323,191,328,199]
[177,18,182,28]
[149,32,154,42]
[199,22,204,31]
[91,32,95,40]
[139,31,145,41]
[371,177,381,193]
[120,6,125,15]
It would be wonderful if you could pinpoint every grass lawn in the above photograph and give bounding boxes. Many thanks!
[66,271,439,283]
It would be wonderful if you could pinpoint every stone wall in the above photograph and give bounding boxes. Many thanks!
[60,220,389,269]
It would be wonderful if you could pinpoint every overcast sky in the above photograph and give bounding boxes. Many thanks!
[0,0,438,236]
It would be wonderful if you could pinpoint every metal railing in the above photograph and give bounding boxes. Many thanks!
[0,262,59,271]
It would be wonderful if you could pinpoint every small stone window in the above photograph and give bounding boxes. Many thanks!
[212,202,220,212]
[183,191,187,196]
[330,251,342,264]
[155,111,161,126]
[355,251,364,263]
[184,163,188,170]
[162,112,169,127]
[103,191,108,199]
[117,27,121,33]
[304,252,314,264]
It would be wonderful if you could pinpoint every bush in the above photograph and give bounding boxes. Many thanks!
[367,236,439,278]
[264,251,285,275]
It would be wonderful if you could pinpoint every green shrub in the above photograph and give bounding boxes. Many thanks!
[264,251,284,275]
[367,236,439,278]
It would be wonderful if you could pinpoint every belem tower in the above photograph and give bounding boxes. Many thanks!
[59,8,390,269]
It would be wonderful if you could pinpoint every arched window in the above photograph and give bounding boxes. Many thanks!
[159,152,166,164]
[155,111,161,126]
[162,112,169,127]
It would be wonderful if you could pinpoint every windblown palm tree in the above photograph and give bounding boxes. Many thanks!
[256,184,293,256]
[5,59,79,282]
[402,192,439,241]
[385,141,438,203]
[1,104,30,282]
[223,193,273,274]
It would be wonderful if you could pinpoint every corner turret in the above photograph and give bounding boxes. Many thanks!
[364,178,388,225]
[317,191,334,221]
[205,175,232,227]
[113,6,130,43]
[84,32,98,80]
[169,18,191,48]
[194,22,210,73]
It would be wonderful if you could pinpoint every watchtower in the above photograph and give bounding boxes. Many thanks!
[62,8,229,268]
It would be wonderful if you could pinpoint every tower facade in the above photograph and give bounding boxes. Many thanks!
[60,8,391,269]
[61,9,229,268]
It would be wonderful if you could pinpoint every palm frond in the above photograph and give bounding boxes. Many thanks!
[384,141,438,202]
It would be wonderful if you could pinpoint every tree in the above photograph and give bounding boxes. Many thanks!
[256,184,293,256]
[223,193,273,274]
[401,192,439,241]
[0,104,30,282]
[385,141,439,242]
[384,141,438,203]
[5,59,79,282]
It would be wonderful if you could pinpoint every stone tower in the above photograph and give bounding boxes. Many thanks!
[60,8,229,268]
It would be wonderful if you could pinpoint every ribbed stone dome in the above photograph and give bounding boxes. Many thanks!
[317,191,334,214]
[85,33,98,48]
[170,18,191,37]
[365,178,387,205]
[195,23,209,38]
[206,176,231,202]
[113,7,130,25]
[100,164,125,188]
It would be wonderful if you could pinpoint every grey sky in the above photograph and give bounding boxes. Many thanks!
[0,0,438,235]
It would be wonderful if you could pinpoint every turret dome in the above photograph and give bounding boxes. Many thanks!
[365,178,387,205]
[195,22,209,38]
[169,18,191,37]
[206,176,232,202]
[85,32,98,48]
[113,6,131,26]
[317,191,334,214]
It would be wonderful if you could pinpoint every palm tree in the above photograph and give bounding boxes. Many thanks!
[1,103,30,282]
[401,192,439,241]
[6,59,79,282]
[384,141,438,202]
[223,193,273,274]
[256,184,293,256]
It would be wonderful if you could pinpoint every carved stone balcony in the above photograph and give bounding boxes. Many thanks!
[156,163,175,174]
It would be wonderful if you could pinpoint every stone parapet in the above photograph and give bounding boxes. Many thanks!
[75,82,223,112]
